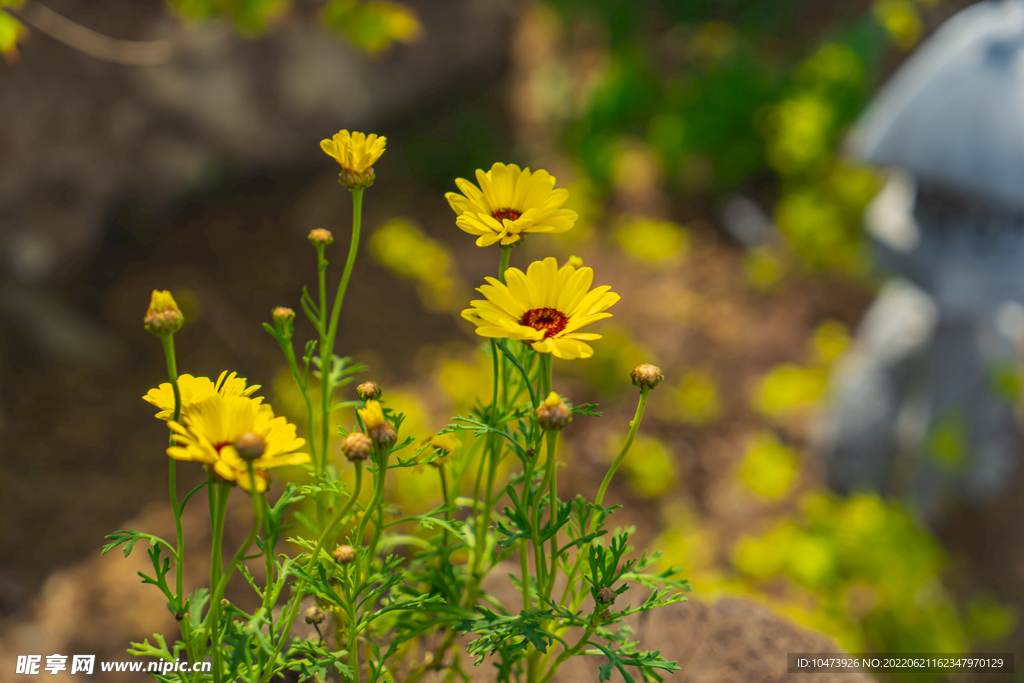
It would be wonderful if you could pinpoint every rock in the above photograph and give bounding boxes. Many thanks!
[554,596,876,683]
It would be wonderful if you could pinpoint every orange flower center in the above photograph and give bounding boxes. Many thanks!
[520,307,568,339]
[492,208,522,222]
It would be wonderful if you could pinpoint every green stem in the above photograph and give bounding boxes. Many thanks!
[438,465,451,567]
[275,328,317,471]
[308,462,363,572]
[214,480,263,601]
[159,334,188,631]
[530,354,555,595]
[208,482,231,683]
[261,494,275,631]
[259,587,304,683]
[315,242,330,531]
[542,429,559,599]
[344,562,360,683]
[520,538,531,611]
[498,245,511,283]
[554,389,653,630]
[366,449,390,566]
[594,388,651,512]
[321,188,365,476]
[356,450,385,559]
[160,340,183,575]
[463,248,514,615]
[538,624,596,683]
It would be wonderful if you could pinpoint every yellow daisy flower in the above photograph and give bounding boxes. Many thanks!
[461,257,619,360]
[143,371,262,421]
[320,130,386,174]
[166,394,309,493]
[445,163,578,247]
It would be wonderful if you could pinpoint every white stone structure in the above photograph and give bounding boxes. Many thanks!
[824,0,1024,514]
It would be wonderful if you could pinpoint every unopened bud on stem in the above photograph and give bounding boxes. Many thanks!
[308,229,334,247]
[235,433,265,461]
[144,290,184,336]
[273,307,295,325]
[537,392,572,431]
[341,432,373,462]
[304,606,325,625]
[339,167,375,190]
[631,363,664,390]
[333,544,356,565]
[356,381,382,401]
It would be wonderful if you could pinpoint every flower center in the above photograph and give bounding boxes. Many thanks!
[520,307,568,339]
[492,208,522,222]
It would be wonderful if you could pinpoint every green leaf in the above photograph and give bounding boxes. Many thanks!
[571,402,602,417]
[102,529,163,558]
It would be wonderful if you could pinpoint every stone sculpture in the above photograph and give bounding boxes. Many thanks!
[824,0,1024,515]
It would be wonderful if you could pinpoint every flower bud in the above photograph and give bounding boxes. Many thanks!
[304,606,325,625]
[356,381,382,401]
[596,586,616,605]
[308,229,334,247]
[370,422,397,450]
[630,363,664,390]
[536,392,572,431]
[143,290,184,336]
[341,432,373,462]
[339,167,375,190]
[333,544,356,565]
[234,433,265,461]
[273,307,295,325]
[357,399,396,448]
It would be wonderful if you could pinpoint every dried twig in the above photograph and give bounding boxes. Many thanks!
[4,1,172,65]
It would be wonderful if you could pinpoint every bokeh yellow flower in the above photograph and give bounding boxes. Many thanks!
[166,394,308,493]
[445,163,578,247]
[144,371,262,421]
[320,130,386,173]
[461,257,619,360]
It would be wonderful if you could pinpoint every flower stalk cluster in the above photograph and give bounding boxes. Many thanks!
[105,130,687,683]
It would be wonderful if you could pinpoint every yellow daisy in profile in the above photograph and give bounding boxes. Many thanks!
[461,257,619,360]
[445,163,578,247]
[166,394,309,493]
[320,130,386,174]
[143,371,262,421]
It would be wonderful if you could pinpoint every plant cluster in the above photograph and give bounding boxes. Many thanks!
[106,130,688,682]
